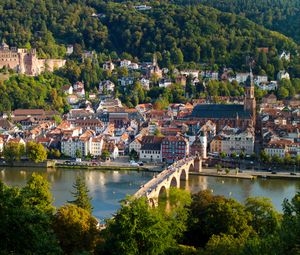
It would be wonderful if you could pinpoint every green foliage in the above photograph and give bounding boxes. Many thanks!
[53,204,99,254]
[0,178,61,254]
[101,197,176,255]
[26,141,48,163]
[3,142,25,163]
[280,192,300,254]
[75,149,82,159]
[69,176,93,213]
[185,190,253,247]
[245,197,280,237]
[165,188,192,241]
[0,73,69,112]
[192,0,300,43]
[101,149,110,161]
[259,150,271,163]
[220,152,226,158]
[0,0,298,70]
[48,148,61,159]
[129,149,139,161]
[21,173,55,214]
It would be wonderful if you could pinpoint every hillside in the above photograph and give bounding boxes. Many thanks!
[0,0,298,70]
[185,0,300,43]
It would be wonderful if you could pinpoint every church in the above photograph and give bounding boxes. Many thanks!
[190,70,256,131]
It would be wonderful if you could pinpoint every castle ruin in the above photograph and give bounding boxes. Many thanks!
[0,42,66,76]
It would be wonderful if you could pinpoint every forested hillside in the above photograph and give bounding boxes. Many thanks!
[0,0,298,69]
[185,0,300,43]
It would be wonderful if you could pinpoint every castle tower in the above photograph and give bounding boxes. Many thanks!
[244,67,256,125]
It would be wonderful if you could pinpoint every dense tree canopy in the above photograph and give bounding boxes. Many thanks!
[190,0,300,43]
[0,0,298,69]
[0,73,69,112]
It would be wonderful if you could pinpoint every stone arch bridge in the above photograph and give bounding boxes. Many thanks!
[133,156,202,206]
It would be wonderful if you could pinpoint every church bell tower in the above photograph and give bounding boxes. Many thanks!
[244,66,256,125]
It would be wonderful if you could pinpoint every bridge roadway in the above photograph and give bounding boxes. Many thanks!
[133,156,202,206]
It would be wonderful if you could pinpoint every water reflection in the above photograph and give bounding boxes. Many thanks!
[0,168,299,219]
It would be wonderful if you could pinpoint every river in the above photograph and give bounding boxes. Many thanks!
[1,167,299,220]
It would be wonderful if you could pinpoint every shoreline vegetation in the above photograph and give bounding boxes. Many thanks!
[0,173,299,254]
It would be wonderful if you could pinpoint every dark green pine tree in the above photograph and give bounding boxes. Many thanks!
[69,176,93,213]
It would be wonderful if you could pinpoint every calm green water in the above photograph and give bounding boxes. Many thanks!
[1,168,299,220]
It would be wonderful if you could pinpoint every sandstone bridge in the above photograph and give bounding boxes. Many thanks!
[133,156,202,206]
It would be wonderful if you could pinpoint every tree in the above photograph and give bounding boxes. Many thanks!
[204,233,244,255]
[165,188,192,241]
[245,197,280,237]
[171,47,184,65]
[272,154,283,164]
[48,148,61,159]
[26,141,47,163]
[216,164,222,174]
[277,86,289,99]
[53,204,99,254]
[0,179,61,254]
[154,128,164,137]
[185,190,252,247]
[129,149,138,160]
[20,173,54,213]
[279,192,300,254]
[75,149,82,159]
[53,115,62,124]
[260,150,271,163]
[101,197,175,255]
[3,142,25,163]
[284,153,293,165]
[231,152,238,158]
[220,152,226,159]
[225,168,230,174]
[240,151,246,159]
[69,176,93,213]
[101,149,110,161]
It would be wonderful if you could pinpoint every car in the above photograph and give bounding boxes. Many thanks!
[138,162,144,166]
[271,171,277,174]
[130,162,139,166]
[290,172,297,176]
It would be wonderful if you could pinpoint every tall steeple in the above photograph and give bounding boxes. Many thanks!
[244,61,256,125]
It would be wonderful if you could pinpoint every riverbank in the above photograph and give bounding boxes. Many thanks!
[196,168,300,180]
[56,164,145,171]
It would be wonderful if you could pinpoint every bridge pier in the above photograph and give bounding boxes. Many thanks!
[194,156,202,172]
[135,157,202,207]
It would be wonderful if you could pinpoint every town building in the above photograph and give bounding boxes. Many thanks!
[210,126,254,156]
[103,61,115,71]
[129,137,142,154]
[139,136,163,162]
[99,80,115,94]
[277,70,290,81]
[161,135,189,163]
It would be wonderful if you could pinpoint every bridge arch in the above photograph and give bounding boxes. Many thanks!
[170,176,178,188]
[148,198,156,207]
[188,162,195,173]
[180,168,188,180]
[158,185,167,203]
